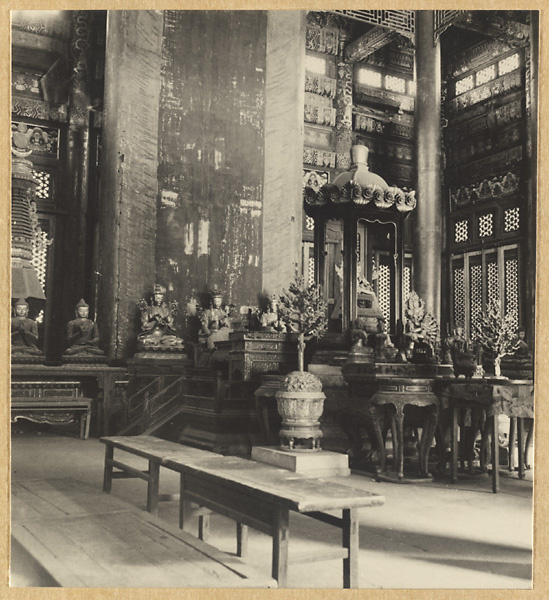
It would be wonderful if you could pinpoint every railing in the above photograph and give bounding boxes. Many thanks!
[117,376,186,436]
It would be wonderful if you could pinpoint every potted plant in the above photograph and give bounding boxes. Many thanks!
[274,275,328,450]
[472,300,520,377]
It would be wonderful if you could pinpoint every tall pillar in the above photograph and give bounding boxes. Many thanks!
[413,11,442,323]
[97,11,163,360]
[262,11,306,294]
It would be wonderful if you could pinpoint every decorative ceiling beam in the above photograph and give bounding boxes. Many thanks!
[344,26,398,63]
[453,11,530,47]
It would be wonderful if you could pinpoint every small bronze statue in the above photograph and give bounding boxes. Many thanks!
[445,326,477,378]
[11,297,42,361]
[136,284,185,352]
[199,287,232,350]
[63,299,106,362]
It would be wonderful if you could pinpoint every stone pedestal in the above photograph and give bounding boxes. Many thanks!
[252,446,350,477]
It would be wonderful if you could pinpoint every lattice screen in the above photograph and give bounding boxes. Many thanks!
[487,260,500,306]
[469,263,483,331]
[505,257,519,328]
[403,265,411,304]
[31,224,49,324]
[498,53,520,76]
[504,207,520,232]
[476,64,496,86]
[305,215,315,231]
[478,213,494,238]
[378,263,391,324]
[329,10,415,36]
[32,169,51,200]
[385,75,406,94]
[453,265,465,329]
[308,256,315,287]
[454,220,469,243]
[455,75,474,96]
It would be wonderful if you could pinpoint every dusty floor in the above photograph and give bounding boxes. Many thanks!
[10,424,533,589]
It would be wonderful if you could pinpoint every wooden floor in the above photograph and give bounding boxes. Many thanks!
[12,478,276,588]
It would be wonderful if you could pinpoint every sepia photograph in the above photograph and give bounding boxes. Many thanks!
[7,6,540,592]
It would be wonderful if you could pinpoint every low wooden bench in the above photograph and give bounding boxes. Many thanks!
[12,478,275,588]
[100,435,234,545]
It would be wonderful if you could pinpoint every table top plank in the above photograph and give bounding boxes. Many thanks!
[178,455,385,513]
[100,435,220,465]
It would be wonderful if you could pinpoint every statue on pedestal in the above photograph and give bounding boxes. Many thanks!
[136,284,185,353]
[11,298,42,362]
[199,287,232,351]
[63,299,106,362]
[260,295,284,332]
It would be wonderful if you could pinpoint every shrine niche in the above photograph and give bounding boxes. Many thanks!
[304,144,416,338]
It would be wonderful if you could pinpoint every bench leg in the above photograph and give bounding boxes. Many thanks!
[198,514,210,541]
[342,508,359,588]
[147,461,160,515]
[491,415,500,493]
[84,407,91,440]
[236,522,248,558]
[80,413,86,439]
[179,474,190,531]
[272,507,289,587]
[103,445,114,493]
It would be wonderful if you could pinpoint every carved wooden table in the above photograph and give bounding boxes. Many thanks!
[11,364,127,436]
[443,379,534,493]
[369,378,439,482]
[228,331,297,381]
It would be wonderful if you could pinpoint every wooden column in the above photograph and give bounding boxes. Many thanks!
[97,11,163,360]
[413,11,442,323]
[263,11,306,293]
[525,11,538,349]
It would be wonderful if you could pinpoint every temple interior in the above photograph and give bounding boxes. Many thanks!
[9,9,538,591]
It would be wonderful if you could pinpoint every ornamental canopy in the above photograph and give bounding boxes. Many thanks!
[303,145,416,215]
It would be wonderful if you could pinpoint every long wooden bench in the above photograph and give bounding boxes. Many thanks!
[101,435,385,588]
[100,435,236,546]
[12,478,275,588]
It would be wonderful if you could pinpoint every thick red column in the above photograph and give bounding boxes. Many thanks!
[413,11,442,323]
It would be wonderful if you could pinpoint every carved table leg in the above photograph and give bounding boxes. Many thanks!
[419,404,437,478]
[394,404,405,480]
[370,403,386,476]
[450,404,458,484]
[517,417,525,480]
[508,417,516,471]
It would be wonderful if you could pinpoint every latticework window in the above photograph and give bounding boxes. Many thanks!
[504,207,520,232]
[469,263,483,331]
[453,265,465,329]
[498,53,520,76]
[356,68,382,88]
[476,64,496,86]
[478,213,494,238]
[403,264,411,304]
[455,74,474,96]
[32,169,51,200]
[487,260,500,306]
[454,220,469,243]
[305,215,315,231]
[378,263,391,325]
[451,245,520,339]
[505,257,519,329]
[385,75,406,94]
[308,256,315,287]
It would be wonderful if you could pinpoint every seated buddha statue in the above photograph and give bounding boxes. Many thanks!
[63,299,106,361]
[199,287,232,350]
[259,295,284,332]
[11,297,42,360]
[136,284,185,352]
